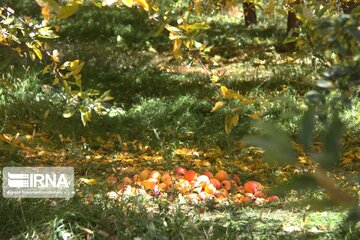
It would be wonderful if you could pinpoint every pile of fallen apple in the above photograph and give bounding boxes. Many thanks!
[107,167,279,205]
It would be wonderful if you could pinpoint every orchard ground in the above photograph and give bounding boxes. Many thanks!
[1,4,360,240]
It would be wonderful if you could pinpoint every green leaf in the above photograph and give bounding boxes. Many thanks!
[95,90,113,102]
[283,36,298,44]
[37,27,59,39]
[63,109,75,118]
[58,4,79,20]
[244,121,296,164]
[299,107,315,153]
[316,114,343,170]
[80,109,91,126]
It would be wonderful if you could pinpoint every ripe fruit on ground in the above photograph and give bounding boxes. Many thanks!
[203,170,214,179]
[161,171,171,182]
[232,175,240,185]
[215,170,229,182]
[140,169,151,180]
[266,196,280,202]
[219,188,229,197]
[221,180,231,191]
[158,182,168,191]
[214,192,226,200]
[132,174,141,183]
[175,166,186,175]
[245,192,256,200]
[142,178,158,190]
[175,179,191,193]
[204,184,217,194]
[122,176,132,185]
[149,170,161,181]
[244,181,263,194]
[163,179,172,188]
[239,196,252,205]
[184,170,198,182]
[238,185,246,194]
[196,175,210,188]
[210,178,221,189]
[254,191,265,198]
[117,183,124,190]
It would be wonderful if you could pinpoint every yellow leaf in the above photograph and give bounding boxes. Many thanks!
[173,39,182,58]
[53,77,60,85]
[134,0,149,11]
[42,64,51,74]
[73,62,85,75]
[80,178,97,185]
[69,59,80,71]
[220,86,244,100]
[211,101,226,112]
[231,114,239,126]
[122,0,133,8]
[33,48,43,60]
[152,5,159,11]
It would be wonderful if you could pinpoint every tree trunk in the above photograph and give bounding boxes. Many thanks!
[287,0,303,34]
[243,1,257,27]
[286,0,303,50]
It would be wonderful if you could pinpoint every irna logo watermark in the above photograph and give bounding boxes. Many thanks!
[2,167,74,198]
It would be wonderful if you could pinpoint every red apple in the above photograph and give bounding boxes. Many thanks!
[122,176,132,185]
[161,171,171,182]
[158,182,168,191]
[254,191,265,198]
[244,181,263,194]
[184,170,198,182]
[221,180,231,191]
[142,178,157,190]
[215,170,229,182]
[232,175,241,185]
[203,170,214,179]
[139,169,151,180]
[266,196,280,202]
[210,178,221,189]
[175,166,187,175]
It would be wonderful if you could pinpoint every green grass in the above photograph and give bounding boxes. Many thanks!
[0,190,358,239]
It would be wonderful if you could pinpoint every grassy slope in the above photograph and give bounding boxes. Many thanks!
[1,4,360,240]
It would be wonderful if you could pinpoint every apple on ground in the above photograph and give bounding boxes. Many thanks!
[215,170,229,182]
